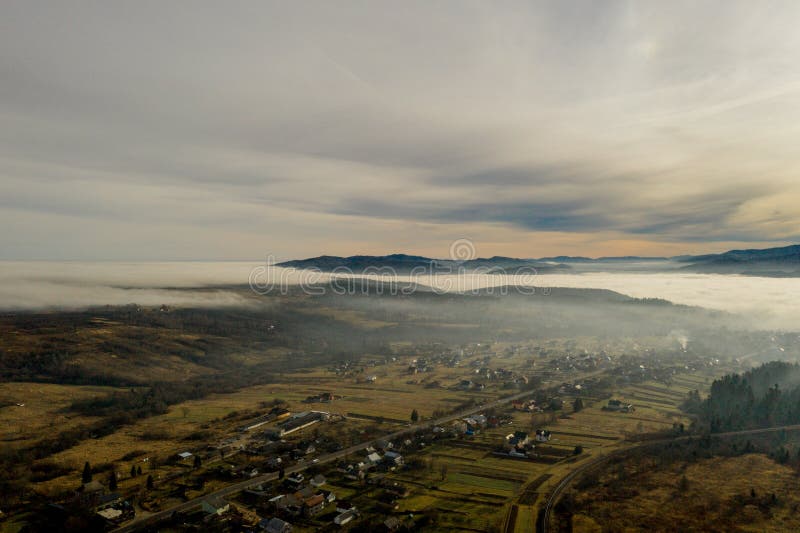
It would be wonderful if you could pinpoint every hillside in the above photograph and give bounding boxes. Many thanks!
[680,244,800,276]
[277,253,570,273]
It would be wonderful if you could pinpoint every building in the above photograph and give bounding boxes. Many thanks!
[334,509,357,526]
[535,429,552,442]
[505,431,531,451]
[605,399,635,412]
[303,494,326,517]
[260,517,292,533]
[201,496,230,516]
[285,473,304,489]
[383,451,404,466]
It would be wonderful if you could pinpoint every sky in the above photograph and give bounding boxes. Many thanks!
[2,1,800,260]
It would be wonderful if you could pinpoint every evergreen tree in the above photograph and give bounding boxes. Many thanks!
[108,471,117,491]
[81,461,92,484]
[411,409,419,422]
[146,474,154,490]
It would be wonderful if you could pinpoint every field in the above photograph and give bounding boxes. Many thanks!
[17,353,502,498]
[316,370,714,533]
[572,453,800,532]
[0,382,118,449]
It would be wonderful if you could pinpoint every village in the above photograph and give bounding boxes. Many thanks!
[15,336,729,533]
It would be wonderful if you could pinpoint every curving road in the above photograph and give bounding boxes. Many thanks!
[538,423,800,533]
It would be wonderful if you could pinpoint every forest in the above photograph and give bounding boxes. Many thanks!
[690,362,800,432]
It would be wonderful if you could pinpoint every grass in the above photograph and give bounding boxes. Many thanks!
[573,454,800,532]
[0,382,119,449]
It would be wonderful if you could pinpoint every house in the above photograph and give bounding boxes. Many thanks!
[513,399,538,412]
[260,517,292,533]
[201,496,230,516]
[303,494,326,516]
[285,473,304,488]
[505,431,531,451]
[320,392,335,402]
[269,494,300,513]
[177,451,193,461]
[233,464,260,478]
[97,492,122,511]
[604,399,635,412]
[535,429,552,442]
[293,442,316,456]
[321,490,337,503]
[383,481,409,498]
[334,509,357,526]
[310,474,326,488]
[383,451,404,466]
[472,414,487,426]
[77,480,106,507]
[366,452,382,466]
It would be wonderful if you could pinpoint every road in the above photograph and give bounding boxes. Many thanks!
[538,423,800,533]
[114,387,537,532]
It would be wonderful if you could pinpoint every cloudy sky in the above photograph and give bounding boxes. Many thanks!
[2,1,800,260]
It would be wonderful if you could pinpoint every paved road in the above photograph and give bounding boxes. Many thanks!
[538,423,800,533]
[114,388,537,532]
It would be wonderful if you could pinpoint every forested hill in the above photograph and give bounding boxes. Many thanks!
[694,362,800,432]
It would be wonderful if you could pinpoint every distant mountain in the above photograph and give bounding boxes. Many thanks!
[278,254,441,273]
[536,256,594,263]
[277,254,570,274]
[278,245,800,277]
[537,255,667,263]
[680,244,800,276]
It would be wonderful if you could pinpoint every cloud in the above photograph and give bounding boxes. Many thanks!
[2,1,800,259]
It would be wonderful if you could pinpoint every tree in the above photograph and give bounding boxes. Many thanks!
[130,465,137,478]
[181,406,190,418]
[82,462,92,484]
[410,409,419,423]
[193,455,202,469]
[137,466,143,476]
[572,398,584,412]
[108,471,118,491]
[439,463,448,481]
[678,475,689,492]
[573,445,584,456]
[146,474,154,490]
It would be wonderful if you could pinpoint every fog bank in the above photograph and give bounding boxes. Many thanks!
[1,262,799,330]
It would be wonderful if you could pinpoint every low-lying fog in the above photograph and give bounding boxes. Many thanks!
[1,261,799,330]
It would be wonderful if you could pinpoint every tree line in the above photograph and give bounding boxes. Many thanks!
[690,361,800,432]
